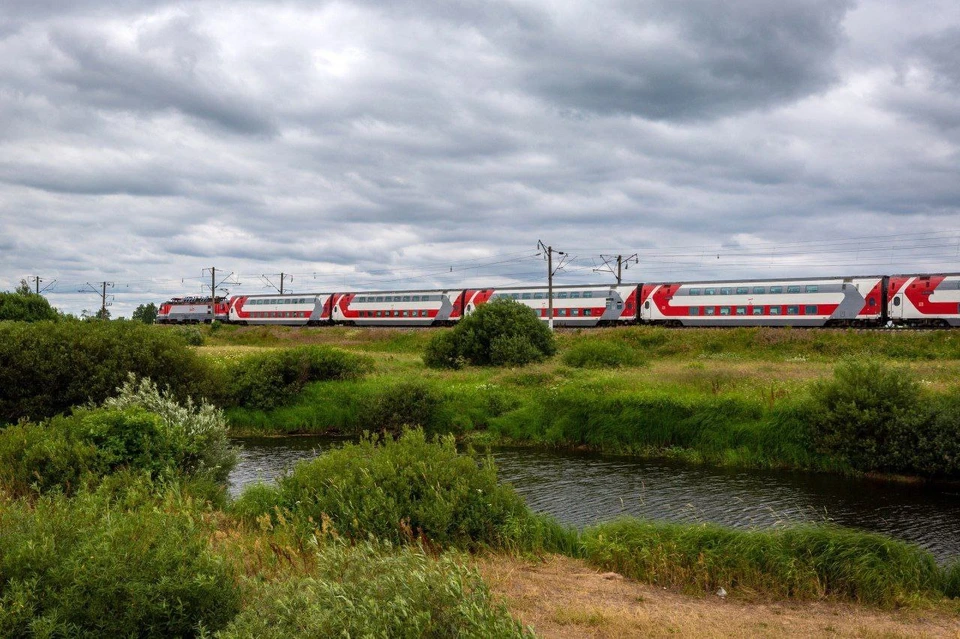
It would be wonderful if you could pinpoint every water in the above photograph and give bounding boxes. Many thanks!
[230,436,960,562]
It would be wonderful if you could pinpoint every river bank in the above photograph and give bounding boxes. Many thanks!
[205,324,960,481]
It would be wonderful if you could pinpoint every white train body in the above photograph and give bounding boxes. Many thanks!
[887,274,960,327]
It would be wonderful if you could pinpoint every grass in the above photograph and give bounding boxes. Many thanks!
[579,519,948,607]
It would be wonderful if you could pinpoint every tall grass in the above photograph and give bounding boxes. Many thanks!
[556,326,960,361]
[217,540,533,638]
[579,519,948,607]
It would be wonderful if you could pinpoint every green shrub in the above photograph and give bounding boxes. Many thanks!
[562,340,645,368]
[226,346,372,410]
[0,485,240,637]
[0,382,236,496]
[232,429,527,548]
[945,560,960,599]
[422,330,463,369]
[0,320,212,423]
[580,519,946,607]
[809,361,960,476]
[175,325,205,346]
[0,292,58,322]
[424,299,556,368]
[369,380,446,434]
[104,375,237,483]
[218,540,530,638]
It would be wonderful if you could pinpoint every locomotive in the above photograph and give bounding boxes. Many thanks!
[156,273,960,328]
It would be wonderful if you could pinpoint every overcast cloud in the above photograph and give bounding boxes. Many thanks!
[1,0,959,316]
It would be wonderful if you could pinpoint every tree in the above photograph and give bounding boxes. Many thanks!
[132,303,159,324]
[0,282,58,322]
[423,298,556,368]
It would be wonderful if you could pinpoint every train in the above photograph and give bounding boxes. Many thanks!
[156,273,960,328]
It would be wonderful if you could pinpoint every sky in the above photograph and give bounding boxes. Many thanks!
[1,0,959,317]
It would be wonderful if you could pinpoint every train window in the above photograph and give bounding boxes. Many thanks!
[376,296,384,302]
[520,293,530,299]
[375,311,382,317]
[571,309,579,316]
[402,310,408,317]
[571,292,580,299]
[720,306,731,315]
[559,309,567,316]
[689,288,701,295]
[805,285,819,293]
[689,307,699,316]
[534,292,544,299]
[770,286,783,294]
[402,296,410,302]
[511,293,520,300]
[558,292,568,299]
[787,286,801,294]
[805,305,817,315]
[644,301,650,309]
[753,287,766,294]
[770,307,781,315]
[705,307,715,315]
[721,288,732,295]
[422,310,429,317]
[893,296,901,307]
[752,307,763,315]
[584,309,591,316]
[736,307,746,315]
[787,306,799,315]
[704,288,716,295]
[392,296,401,302]
[736,287,749,295]
[583,292,592,298]
[410,296,418,302]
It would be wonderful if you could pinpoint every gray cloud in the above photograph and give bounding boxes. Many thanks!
[1,0,959,317]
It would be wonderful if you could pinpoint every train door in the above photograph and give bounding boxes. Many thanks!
[890,291,905,322]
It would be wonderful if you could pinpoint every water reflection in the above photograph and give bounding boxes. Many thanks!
[229,437,960,562]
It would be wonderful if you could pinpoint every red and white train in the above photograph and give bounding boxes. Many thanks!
[156,273,960,328]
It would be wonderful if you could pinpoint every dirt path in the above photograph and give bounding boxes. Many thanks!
[478,555,960,638]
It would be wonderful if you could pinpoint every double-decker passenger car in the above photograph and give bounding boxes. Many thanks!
[888,274,960,327]
[228,294,332,326]
[329,289,471,326]
[487,284,639,326]
[638,277,886,327]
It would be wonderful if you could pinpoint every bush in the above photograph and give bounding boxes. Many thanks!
[232,429,528,548]
[0,485,241,637]
[217,540,530,638]
[0,381,236,496]
[562,340,645,368]
[226,346,373,410]
[369,380,446,434]
[0,292,58,322]
[424,299,556,368]
[809,361,960,476]
[174,325,205,346]
[0,320,213,423]
[580,519,946,607]
[104,375,237,483]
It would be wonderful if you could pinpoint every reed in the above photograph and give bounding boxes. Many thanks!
[579,518,948,607]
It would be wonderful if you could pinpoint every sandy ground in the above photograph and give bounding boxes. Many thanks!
[477,555,960,639]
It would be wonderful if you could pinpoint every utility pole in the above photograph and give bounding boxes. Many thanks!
[537,240,570,330]
[80,281,114,318]
[261,272,292,295]
[594,254,638,285]
[29,276,56,295]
